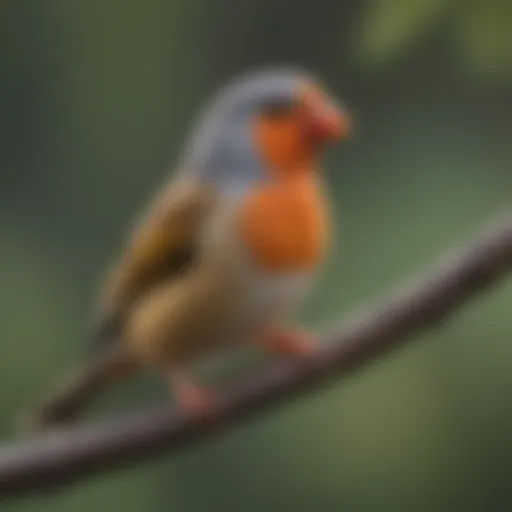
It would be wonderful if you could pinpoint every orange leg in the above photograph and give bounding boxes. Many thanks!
[260,327,317,357]
[169,371,215,414]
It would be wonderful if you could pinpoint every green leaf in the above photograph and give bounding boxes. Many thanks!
[357,0,450,64]
[455,0,512,75]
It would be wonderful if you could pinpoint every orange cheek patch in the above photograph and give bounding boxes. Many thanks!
[238,175,330,272]
[253,116,304,172]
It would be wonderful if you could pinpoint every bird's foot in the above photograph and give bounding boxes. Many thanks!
[261,327,317,358]
[171,373,216,415]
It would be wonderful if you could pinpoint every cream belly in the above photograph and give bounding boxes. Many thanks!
[214,259,313,343]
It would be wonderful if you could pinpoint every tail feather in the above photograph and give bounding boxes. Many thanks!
[25,345,139,430]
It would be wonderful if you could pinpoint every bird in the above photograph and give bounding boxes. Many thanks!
[29,67,351,427]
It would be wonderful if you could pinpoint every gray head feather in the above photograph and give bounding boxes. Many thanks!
[183,68,312,190]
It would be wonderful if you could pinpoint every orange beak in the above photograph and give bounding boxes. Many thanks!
[301,85,352,144]
[306,101,351,143]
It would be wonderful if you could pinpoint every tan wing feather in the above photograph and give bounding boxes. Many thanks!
[92,177,215,351]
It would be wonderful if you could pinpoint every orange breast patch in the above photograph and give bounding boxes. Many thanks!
[238,175,330,272]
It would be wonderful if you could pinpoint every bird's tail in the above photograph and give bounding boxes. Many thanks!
[24,345,139,431]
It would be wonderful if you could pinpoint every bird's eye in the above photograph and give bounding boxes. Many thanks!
[260,99,296,118]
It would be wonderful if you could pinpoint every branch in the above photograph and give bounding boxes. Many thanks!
[1,213,511,498]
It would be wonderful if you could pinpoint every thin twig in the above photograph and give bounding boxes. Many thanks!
[0,213,511,498]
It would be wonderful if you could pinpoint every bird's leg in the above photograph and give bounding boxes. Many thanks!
[168,369,215,414]
[259,326,316,357]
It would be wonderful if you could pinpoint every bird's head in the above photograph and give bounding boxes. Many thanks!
[185,68,351,187]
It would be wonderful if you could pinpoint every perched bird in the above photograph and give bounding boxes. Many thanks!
[30,68,350,426]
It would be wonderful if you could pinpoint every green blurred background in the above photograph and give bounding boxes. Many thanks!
[1,1,511,510]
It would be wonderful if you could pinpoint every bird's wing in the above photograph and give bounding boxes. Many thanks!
[91,177,215,352]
